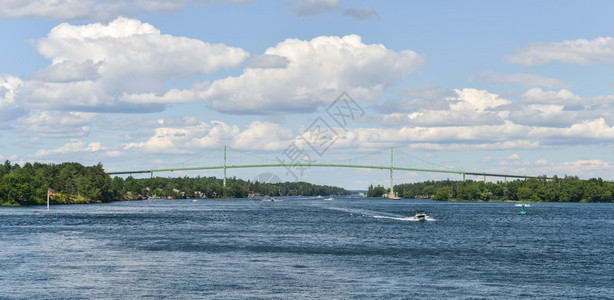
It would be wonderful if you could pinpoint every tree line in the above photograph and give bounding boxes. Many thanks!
[5,160,610,205]
[0,161,348,206]
[0,161,116,206]
[118,175,348,199]
[368,176,614,202]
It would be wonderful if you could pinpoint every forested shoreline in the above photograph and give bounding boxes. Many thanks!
[368,176,614,203]
[3,160,613,206]
[0,161,348,206]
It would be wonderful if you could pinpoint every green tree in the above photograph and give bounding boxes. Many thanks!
[516,186,533,201]
[431,187,449,201]
[367,185,386,197]
[457,184,479,200]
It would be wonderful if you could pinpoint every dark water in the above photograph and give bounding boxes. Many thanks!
[1,197,613,299]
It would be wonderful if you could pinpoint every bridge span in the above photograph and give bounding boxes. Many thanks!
[107,146,552,196]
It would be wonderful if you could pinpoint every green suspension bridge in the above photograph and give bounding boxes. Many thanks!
[107,146,551,196]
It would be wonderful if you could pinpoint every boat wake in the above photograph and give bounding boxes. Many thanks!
[373,215,436,222]
[319,206,436,222]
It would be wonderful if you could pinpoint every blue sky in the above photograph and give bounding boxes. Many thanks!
[1,0,614,189]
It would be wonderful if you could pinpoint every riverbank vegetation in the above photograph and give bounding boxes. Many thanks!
[0,161,115,206]
[119,176,348,199]
[385,176,614,202]
[0,161,348,206]
[4,160,612,206]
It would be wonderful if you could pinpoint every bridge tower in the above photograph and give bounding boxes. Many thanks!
[223,145,227,188]
[390,146,394,197]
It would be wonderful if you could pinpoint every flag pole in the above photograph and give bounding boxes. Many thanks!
[47,189,51,213]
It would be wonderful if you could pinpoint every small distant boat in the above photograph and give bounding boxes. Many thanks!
[414,210,427,221]
[262,197,281,202]
[192,199,198,203]
[324,197,333,201]
[259,197,281,206]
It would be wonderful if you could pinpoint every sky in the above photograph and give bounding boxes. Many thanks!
[1,0,614,189]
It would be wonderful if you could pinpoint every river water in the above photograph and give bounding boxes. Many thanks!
[1,197,612,299]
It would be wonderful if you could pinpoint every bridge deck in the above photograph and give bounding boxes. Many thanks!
[107,163,549,180]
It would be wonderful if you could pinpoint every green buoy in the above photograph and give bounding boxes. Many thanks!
[520,204,527,215]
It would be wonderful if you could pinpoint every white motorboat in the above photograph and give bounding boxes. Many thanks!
[414,210,427,221]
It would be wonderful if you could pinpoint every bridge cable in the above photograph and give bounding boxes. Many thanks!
[226,147,276,164]
[394,148,458,171]
[165,146,223,169]
[318,148,390,165]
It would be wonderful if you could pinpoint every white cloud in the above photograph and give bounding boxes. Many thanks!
[246,54,290,69]
[508,104,576,127]
[0,154,19,161]
[195,34,424,114]
[0,0,114,21]
[36,18,246,75]
[338,116,614,151]
[535,159,548,165]
[531,118,614,140]
[402,84,457,101]
[22,29,419,116]
[33,139,108,158]
[30,60,102,82]
[478,155,614,179]
[554,159,614,175]
[510,158,614,179]
[502,88,614,127]
[0,75,26,129]
[330,122,531,150]
[505,36,614,66]
[293,0,341,17]
[335,131,543,152]
[470,71,570,89]
[343,6,378,21]
[382,110,504,127]
[21,17,248,112]
[381,88,510,127]
[372,85,456,114]
[0,0,247,21]
[377,85,614,145]
[292,0,379,21]
[520,88,582,105]
[105,150,121,157]
[124,120,293,154]
[232,121,294,150]
[98,115,164,131]
[506,154,520,160]
[452,88,511,112]
[56,109,614,174]
[15,111,97,138]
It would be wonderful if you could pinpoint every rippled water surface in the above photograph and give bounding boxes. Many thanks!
[1,197,613,298]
